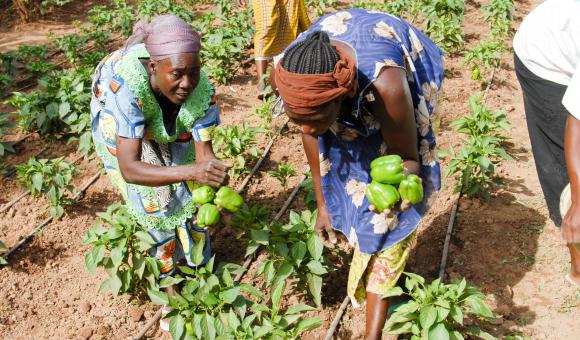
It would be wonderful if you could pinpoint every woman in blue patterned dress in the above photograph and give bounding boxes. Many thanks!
[272,9,444,338]
[90,15,229,330]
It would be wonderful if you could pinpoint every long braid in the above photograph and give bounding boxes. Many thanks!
[281,31,339,74]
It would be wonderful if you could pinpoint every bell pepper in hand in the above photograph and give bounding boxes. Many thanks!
[370,155,405,185]
[398,174,424,204]
[191,185,216,205]
[214,186,244,212]
[365,181,400,213]
[197,203,220,227]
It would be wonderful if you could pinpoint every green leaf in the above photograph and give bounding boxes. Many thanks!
[240,283,265,300]
[135,231,157,251]
[253,324,275,338]
[307,274,322,307]
[192,235,206,266]
[170,315,185,340]
[85,245,105,274]
[201,313,216,340]
[466,326,497,340]
[306,233,323,260]
[271,279,286,312]
[293,317,323,335]
[250,229,269,245]
[110,273,123,297]
[449,305,464,325]
[419,305,437,329]
[382,286,404,299]
[465,295,493,318]
[110,241,126,270]
[291,241,307,265]
[147,289,169,305]
[285,304,316,315]
[219,287,241,304]
[450,330,465,340]
[306,260,327,275]
[31,173,43,192]
[428,323,450,340]
[159,276,185,289]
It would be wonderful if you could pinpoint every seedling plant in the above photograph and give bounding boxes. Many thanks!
[212,123,267,179]
[269,161,297,191]
[16,157,79,219]
[83,203,161,296]
[383,273,495,339]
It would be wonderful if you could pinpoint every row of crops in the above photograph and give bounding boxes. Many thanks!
[0,0,522,339]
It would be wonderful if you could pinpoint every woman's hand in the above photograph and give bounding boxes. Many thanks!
[190,159,229,187]
[369,199,412,217]
[316,204,337,245]
[562,203,580,244]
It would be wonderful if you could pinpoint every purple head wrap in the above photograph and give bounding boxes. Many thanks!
[124,15,201,60]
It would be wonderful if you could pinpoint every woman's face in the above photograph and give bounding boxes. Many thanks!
[286,99,342,136]
[149,53,201,105]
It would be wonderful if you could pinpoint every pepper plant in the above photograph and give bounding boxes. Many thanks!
[482,0,514,39]
[383,273,495,339]
[245,210,328,307]
[269,161,297,191]
[7,66,93,155]
[83,203,161,297]
[16,157,79,219]
[463,39,505,84]
[441,94,512,199]
[422,0,465,53]
[212,123,267,179]
[0,114,15,165]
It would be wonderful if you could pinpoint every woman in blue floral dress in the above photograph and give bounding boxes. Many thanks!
[272,9,444,338]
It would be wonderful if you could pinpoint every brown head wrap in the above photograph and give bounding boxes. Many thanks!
[274,49,357,115]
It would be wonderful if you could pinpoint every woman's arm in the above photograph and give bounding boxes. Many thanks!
[371,67,420,175]
[116,136,228,187]
[302,133,337,243]
[563,114,580,243]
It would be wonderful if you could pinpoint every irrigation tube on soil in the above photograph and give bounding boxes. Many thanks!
[1,170,101,261]
[0,153,88,214]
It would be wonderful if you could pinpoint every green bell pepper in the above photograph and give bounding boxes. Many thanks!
[197,203,220,227]
[191,185,216,205]
[398,174,424,204]
[214,186,244,212]
[365,181,400,213]
[370,155,405,185]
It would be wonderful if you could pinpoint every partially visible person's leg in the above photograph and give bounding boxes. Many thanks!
[252,0,278,97]
[365,292,389,340]
[515,53,580,282]
[515,53,569,224]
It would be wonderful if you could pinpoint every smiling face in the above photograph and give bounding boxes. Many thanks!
[285,99,342,136]
[149,53,201,105]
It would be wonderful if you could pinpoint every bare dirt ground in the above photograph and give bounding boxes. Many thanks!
[0,0,578,339]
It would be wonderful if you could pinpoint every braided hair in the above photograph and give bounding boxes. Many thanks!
[281,31,340,74]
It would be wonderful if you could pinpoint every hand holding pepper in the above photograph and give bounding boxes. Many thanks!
[190,159,230,187]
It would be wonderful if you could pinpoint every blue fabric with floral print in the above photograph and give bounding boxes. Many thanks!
[281,9,444,254]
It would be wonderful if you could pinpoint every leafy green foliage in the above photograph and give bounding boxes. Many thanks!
[306,0,338,17]
[83,203,161,296]
[194,7,255,84]
[463,39,505,84]
[482,0,514,39]
[88,0,135,36]
[254,95,275,126]
[16,157,79,218]
[422,0,465,53]
[7,67,93,155]
[269,161,297,191]
[0,44,54,91]
[383,273,495,339]
[0,114,15,164]
[51,28,110,66]
[301,177,317,211]
[441,95,512,199]
[243,210,328,307]
[212,123,267,179]
[352,0,422,23]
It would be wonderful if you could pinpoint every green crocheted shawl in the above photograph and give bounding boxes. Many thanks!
[97,45,213,230]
